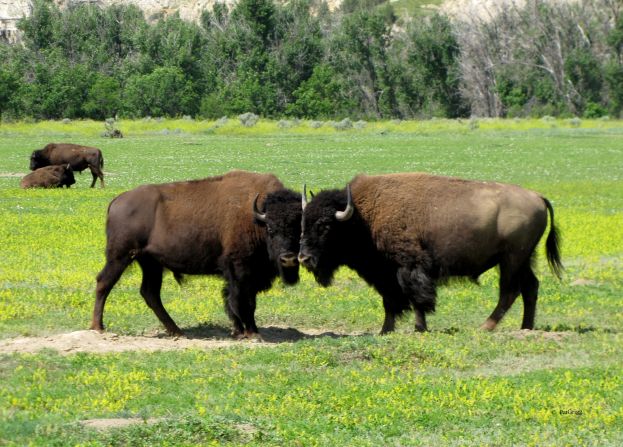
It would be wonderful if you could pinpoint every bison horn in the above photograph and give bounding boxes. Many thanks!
[302,184,308,210]
[252,194,267,222]
[335,185,354,221]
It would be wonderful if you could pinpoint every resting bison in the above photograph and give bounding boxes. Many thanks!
[92,170,302,339]
[20,165,75,189]
[298,173,563,333]
[30,143,104,188]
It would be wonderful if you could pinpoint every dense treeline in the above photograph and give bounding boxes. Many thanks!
[0,0,621,120]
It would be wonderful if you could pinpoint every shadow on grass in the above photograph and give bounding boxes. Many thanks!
[181,323,356,343]
[536,324,619,334]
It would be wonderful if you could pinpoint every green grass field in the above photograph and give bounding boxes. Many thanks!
[0,118,621,445]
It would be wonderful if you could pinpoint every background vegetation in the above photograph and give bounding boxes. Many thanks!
[0,119,621,445]
[1,0,622,121]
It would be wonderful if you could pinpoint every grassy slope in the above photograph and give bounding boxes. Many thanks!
[0,118,621,445]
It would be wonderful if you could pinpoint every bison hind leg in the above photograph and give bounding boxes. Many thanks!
[519,265,539,329]
[92,256,131,331]
[137,256,183,336]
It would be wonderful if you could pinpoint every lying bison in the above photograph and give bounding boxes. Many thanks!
[92,170,302,339]
[298,173,563,333]
[20,165,75,188]
[30,143,104,187]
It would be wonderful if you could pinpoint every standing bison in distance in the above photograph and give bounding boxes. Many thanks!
[20,164,75,189]
[92,170,302,339]
[30,143,104,188]
[298,173,563,333]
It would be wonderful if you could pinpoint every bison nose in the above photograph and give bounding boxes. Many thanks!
[279,252,299,268]
[298,252,313,268]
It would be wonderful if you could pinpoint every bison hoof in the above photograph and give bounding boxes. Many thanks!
[480,319,498,331]
[231,329,245,340]
[166,328,184,337]
[244,331,263,342]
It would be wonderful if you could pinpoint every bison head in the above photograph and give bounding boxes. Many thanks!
[59,164,76,188]
[29,150,49,171]
[253,189,302,285]
[298,185,355,287]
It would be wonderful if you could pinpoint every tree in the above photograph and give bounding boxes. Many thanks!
[287,64,354,118]
[122,66,198,117]
[401,14,467,118]
[83,75,122,119]
[329,5,398,118]
[18,0,60,52]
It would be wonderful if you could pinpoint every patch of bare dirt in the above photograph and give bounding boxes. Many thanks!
[0,172,26,178]
[80,417,166,430]
[505,329,574,342]
[0,327,352,355]
[570,278,598,287]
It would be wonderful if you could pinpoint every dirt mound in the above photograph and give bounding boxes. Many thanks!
[0,327,350,355]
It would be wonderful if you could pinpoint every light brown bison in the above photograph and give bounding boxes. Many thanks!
[20,164,76,189]
[298,173,563,333]
[30,143,104,187]
[92,170,302,339]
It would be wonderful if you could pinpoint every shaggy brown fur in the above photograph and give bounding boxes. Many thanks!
[20,165,75,188]
[299,172,562,333]
[92,170,302,339]
[30,143,104,187]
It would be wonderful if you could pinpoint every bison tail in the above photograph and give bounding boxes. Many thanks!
[543,197,563,279]
[100,153,104,170]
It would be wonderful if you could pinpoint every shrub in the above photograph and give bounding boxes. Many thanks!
[238,112,259,127]
[332,118,353,131]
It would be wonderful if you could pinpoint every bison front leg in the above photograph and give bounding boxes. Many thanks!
[373,275,413,335]
[396,266,436,333]
[414,308,428,332]
[223,279,261,341]
[222,283,245,338]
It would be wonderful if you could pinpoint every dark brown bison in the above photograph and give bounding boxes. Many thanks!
[298,173,563,333]
[30,143,104,188]
[20,164,76,189]
[92,170,302,339]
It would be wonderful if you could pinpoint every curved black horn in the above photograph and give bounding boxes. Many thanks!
[335,185,354,221]
[252,194,267,222]
[302,184,308,210]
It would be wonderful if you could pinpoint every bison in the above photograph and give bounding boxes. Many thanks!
[298,173,563,333]
[30,143,104,188]
[20,164,76,189]
[91,170,302,339]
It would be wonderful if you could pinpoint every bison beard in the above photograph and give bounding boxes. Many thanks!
[299,173,563,334]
